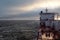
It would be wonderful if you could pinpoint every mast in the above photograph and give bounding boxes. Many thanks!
[46,8,48,13]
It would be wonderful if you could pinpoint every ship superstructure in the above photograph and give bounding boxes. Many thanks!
[37,9,60,40]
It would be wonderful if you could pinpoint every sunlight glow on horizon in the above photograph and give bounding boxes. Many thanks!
[18,0,60,11]
[3,0,60,20]
[9,0,60,13]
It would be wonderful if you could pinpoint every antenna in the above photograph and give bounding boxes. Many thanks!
[45,0,48,12]
[46,8,48,13]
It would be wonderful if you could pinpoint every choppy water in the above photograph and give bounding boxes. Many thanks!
[0,20,39,40]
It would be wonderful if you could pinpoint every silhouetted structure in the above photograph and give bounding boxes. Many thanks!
[37,9,60,40]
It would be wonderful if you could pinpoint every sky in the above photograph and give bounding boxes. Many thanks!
[0,0,60,20]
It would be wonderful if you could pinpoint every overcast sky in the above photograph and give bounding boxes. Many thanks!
[0,0,60,20]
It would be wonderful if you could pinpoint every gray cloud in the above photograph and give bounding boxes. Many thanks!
[0,10,39,19]
[0,0,60,20]
[0,0,41,20]
[0,0,37,13]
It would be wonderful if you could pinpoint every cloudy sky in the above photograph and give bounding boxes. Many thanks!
[0,0,60,20]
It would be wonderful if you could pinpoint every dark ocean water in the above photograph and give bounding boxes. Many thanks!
[0,20,40,31]
[0,20,39,40]
[0,20,39,27]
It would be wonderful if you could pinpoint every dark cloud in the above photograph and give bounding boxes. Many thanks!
[0,0,38,15]
[0,0,60,20]
[0,10,39,19]
[0,0,41,20]
[0,0,40,7]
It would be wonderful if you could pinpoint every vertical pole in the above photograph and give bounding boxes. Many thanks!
[46,8,48,13]
[57,13,58,20]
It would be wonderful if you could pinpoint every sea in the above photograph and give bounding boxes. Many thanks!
[0,20,39,40]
